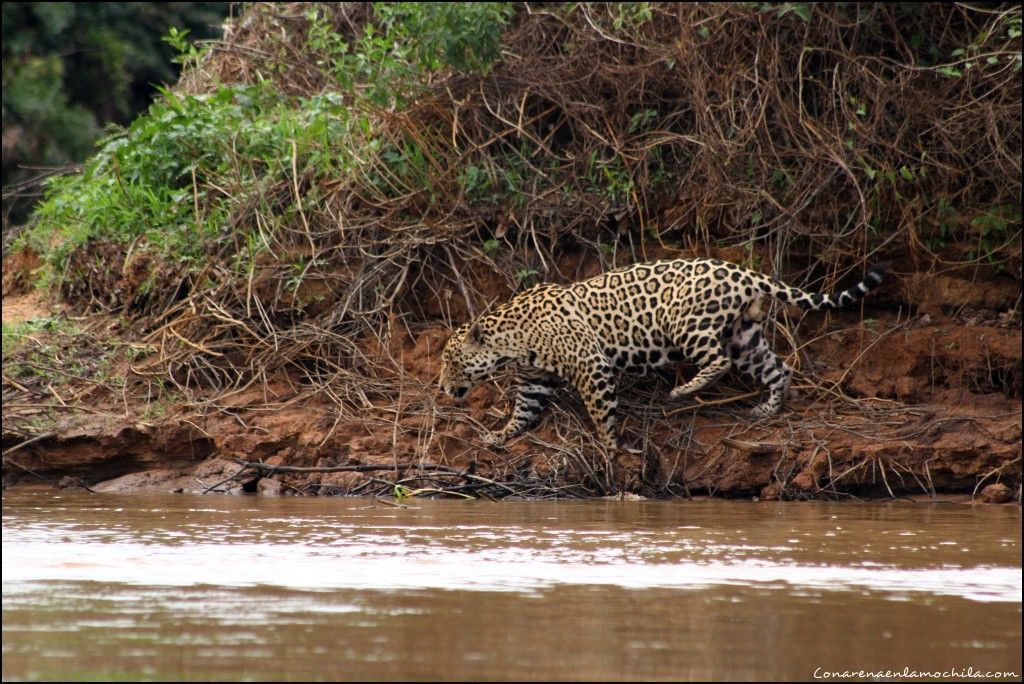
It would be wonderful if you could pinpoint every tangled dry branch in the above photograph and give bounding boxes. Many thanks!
[10,2,1020,496]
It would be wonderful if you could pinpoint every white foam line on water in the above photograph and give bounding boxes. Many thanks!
[2,541,1020,603]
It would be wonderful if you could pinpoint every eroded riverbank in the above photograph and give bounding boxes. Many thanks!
[2,293,1020,501]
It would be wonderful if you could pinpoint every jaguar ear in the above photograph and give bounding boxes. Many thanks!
[466,321,486,347]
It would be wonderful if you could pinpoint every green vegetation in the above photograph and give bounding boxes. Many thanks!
[1,315,95,383]
[2,317,71,358]
[24,83,351,282]
[305,2,511,107]
[12,2,1019,296]
[514,268,540,285]
[967,205,1022,272]
[2,2,229,224]
[18,3,520,295]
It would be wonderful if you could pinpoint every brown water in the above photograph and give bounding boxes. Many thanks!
[2,490,1020,682]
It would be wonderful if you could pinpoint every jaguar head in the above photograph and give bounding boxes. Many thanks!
[439,321,505,401]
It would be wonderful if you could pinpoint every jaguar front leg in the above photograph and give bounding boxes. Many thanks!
[484,368,560,446]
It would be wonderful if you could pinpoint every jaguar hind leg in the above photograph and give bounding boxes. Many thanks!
[727,318,792,417]
[666,307,740,400]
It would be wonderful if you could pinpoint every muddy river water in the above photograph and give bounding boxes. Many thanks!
[2,490,1021,681]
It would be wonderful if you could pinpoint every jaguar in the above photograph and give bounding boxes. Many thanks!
[439,258,887,450]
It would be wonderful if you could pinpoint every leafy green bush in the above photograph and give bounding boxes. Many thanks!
[376,2,513,74]
[23,83,353,279]
[21,1,518,284]
[305,2,512,108]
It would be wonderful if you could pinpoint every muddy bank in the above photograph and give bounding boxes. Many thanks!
[7,379,1019,501]
[3,269,1020,502]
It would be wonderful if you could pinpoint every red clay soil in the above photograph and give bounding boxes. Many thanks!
[2,257,1021,502]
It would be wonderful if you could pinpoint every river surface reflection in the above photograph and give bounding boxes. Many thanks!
[2,490,1021,681]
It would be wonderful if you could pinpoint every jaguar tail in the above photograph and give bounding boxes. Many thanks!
[759,262,888,311]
